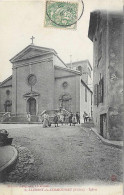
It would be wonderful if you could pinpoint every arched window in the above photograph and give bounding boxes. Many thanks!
[4,100,12,112]
[77,66,82,73]
[6,90,10,95]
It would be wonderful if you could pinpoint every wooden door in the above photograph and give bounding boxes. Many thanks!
[28,98,36,115]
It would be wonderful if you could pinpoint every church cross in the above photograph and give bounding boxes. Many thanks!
[30,36,35,44]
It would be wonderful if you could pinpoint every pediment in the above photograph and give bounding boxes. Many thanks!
[10,45,57,63]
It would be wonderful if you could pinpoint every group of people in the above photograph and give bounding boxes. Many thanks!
[42,111,80,128]
[27,111,90,126]
[68,112,80,126]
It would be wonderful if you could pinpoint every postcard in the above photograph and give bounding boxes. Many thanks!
[0,0,123,195]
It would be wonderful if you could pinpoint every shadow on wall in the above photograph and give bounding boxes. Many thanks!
[108,105,124,141]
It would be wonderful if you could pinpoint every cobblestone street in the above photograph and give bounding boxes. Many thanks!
[1,124,123,185]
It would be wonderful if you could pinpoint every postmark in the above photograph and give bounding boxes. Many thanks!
[44,0,84,29]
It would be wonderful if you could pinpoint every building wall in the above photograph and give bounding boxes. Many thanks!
[80,82,92,123]
[12,54,55,115]
[67,60,93,89]
[92,12,108,137]
[108,13,123,140]
[0,86,12,112]
[91,11,123,140]
[54,74,80,113]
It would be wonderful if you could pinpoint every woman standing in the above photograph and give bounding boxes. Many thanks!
[43,112,49,128]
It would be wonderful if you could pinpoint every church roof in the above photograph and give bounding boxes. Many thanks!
[0,75,12,87]
[54,65,81,75]
[10,44,57,63]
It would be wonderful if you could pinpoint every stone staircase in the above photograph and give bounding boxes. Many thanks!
[1,114,40,124]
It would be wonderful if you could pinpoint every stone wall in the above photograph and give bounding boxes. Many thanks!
[54,73,80,113]
[92,12,108,136]
[91,11,123,140]
[0,86,12,112]
[12,54,55,115]
[80,82,92,123]
[108,13,123,140]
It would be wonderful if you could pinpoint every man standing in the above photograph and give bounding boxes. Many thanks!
[83,112,88,123]
[76,112,80,124]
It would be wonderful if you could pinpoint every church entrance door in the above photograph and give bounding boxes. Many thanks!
[27,97,36,115]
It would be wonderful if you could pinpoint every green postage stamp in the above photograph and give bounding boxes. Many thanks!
[44,1,79,29]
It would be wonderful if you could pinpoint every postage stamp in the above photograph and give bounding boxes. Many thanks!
[44,1,79,29]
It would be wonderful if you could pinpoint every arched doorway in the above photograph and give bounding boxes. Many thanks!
[27,97,36,115]
[4,100,12,112]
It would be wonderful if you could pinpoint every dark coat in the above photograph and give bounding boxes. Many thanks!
[53,115,58,123]
[69,114,73,123]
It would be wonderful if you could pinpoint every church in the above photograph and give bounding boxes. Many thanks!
[0,43,92,123]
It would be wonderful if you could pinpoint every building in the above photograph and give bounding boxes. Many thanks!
[66,60,93,121]
[0,44,92,122]
[88,10,123,140]
[66,60,93,88]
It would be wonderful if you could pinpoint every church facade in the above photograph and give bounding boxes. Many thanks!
[0,44,92,123]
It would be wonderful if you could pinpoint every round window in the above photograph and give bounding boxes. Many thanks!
[62,81,68,88]
[27,74,37,86]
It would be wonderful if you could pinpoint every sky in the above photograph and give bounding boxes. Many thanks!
[0,0,123,81]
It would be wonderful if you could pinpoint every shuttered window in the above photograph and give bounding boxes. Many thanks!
[94,84,98,105]
[85,87,87,102]
[94,77,104,106]
[100,77,104,103]
[97,84,101,105]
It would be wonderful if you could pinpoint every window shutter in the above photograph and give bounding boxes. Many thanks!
[101,77,104,102]
[85,87,87,102]
[99,83,102,105]
[94,84,97,105]
[98,77,104,103]
[97,84,100,106]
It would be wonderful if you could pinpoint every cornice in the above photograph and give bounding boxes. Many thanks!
[10,44,57,63]
[55,65,81,75]
[12,57,53,69]
[55,75,76,79]
[0,85,12,88]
